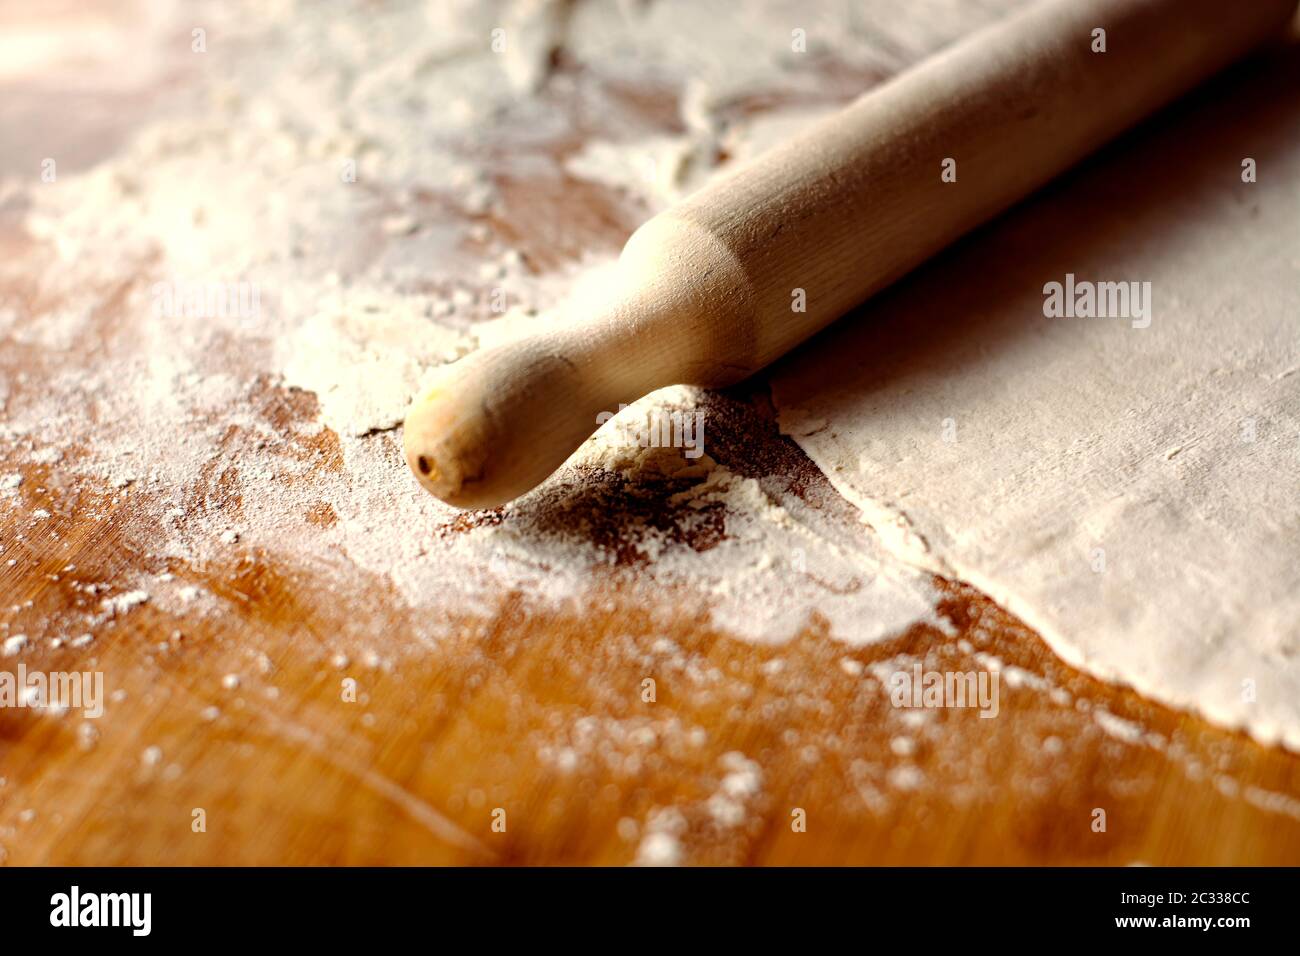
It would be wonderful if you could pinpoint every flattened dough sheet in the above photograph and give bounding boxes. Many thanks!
[771,49,1300,748]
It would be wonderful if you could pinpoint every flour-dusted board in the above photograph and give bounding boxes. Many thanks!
[0,0,1297,865]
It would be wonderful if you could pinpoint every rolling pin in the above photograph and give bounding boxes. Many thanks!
[404,0,1297,509]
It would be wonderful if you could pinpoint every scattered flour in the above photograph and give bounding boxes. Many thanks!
[2,0,993,651]
[99,591,150,618]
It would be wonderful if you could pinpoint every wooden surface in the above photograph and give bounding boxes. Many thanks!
[3,381,1299,865]
[2,1,1299,867]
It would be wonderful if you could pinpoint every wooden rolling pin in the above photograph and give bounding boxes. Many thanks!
[405,0,1297,509]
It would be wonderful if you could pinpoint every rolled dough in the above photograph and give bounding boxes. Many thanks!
[772,47,1300,748]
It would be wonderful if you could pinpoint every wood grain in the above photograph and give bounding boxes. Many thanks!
[2,379,1298,865]
[1,0,1297,867]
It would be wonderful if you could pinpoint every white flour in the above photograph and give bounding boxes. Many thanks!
[4,0,1011,650]
[22,2,1295,852]
[15,0,1287,755]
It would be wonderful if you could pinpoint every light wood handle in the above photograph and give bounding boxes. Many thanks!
[405,0,1297,509]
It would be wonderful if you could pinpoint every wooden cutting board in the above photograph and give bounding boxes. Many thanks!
[1,1,1297,867]
[3,384,1298,866]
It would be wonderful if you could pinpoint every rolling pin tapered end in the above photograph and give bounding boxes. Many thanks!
[403,332,644,510]
[403,216,751,509]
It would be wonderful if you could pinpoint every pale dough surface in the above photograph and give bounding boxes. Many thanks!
[771,48,1300,748]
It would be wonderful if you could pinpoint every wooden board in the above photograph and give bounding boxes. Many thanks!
[3,377,1298,865]
[1,0,1298,867]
